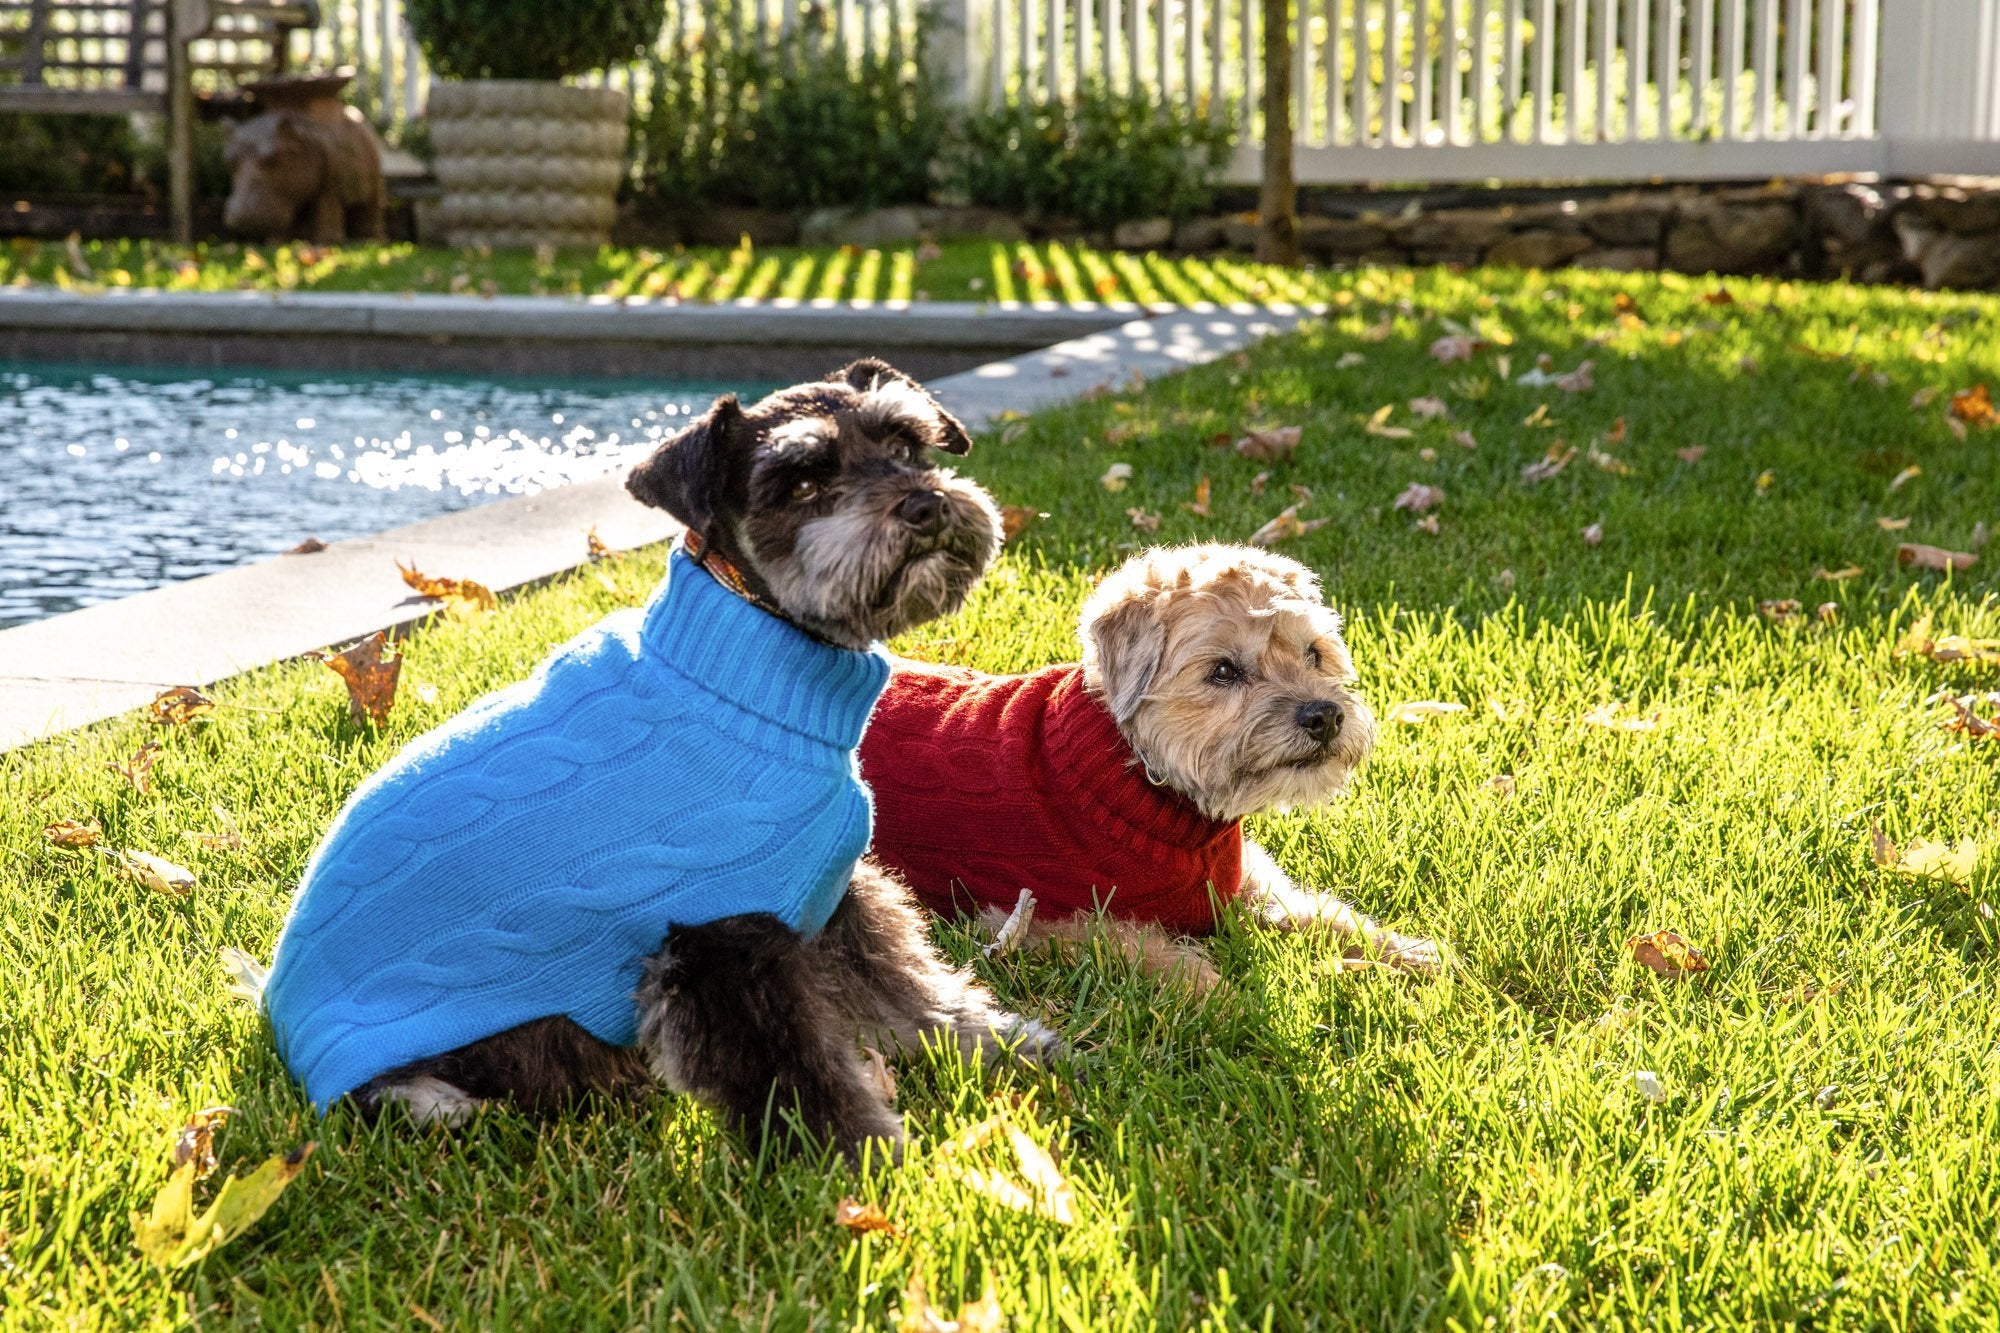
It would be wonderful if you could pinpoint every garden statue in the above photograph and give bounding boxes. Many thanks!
[222,70,387,243]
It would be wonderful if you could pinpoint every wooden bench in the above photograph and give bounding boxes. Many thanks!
[0,0,320,240]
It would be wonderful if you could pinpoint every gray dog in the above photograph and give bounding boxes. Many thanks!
[264,360,1054,1162]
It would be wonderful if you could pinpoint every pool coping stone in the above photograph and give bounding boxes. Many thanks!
[0,304,1304,752]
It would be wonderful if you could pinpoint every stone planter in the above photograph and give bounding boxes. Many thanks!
[426,81,627,249]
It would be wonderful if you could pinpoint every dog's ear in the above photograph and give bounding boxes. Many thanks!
[1078,582,1167,725]
[625,395,742,534]
[832,358,972,455]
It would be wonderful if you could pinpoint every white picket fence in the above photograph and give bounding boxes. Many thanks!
[310,0,2000,185]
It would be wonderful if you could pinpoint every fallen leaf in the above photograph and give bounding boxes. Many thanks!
[1756,469,1776,494]
[172,1107,237,1180]
[1247,503,1330,548]
[1336,351,1368,369]
[1357,312,1395,341]
[932,1115,1077,1225]
[283,537,328,555]
[1003,1126,1076,1224]
[109,741,162,793]
[1429,333,1484,362]
[133,1143,315,1270]
[1235,426,1302,461]
[1387,700,1467,724]
[1522,402,1554,428]
[1582,702,1659,732]
[1872,832,1978,885]
[1897,614,2000,666]
[1949,384,1997,429]
[1452,430,1478,450]
[1126,508,1161,533]
[110,848,196,896]
[148,686,216,727]
[1178,478,1212,519]
[1876,516,1913,532]
[1815,565,1863,581]
[1414,513,1440,535]
[1392,483,1444,513]
[183,805,244,852]
[396,560,498,615]
[586,526,611,560]
[1363,405,1414,440]
[1888,465,1923,493]
[1758,598,1803,622]
[1248,471,1270,495]
[1941,694,2000,740]
[896,1275,1005,1333]
[1517,358,1593,391]
[1520,442,1576,484]
[1817,601,1841,623]
[44,817,102,849]
[1099,463,1133,492]
[1408,395,1451,421]
[320,631,401,725]
[1587,445,1635,475]
[1911,386,1943,410]
[998,505,1042,540]
[1676,445,1708,463]
[984,888,1038,957]
[834,1196,902,1238]
[1418,447,1437,462]
[220,947,268,1005]
[1898,543,1977,573]
[1625,929,1710,977]
[1700,288,1735,306]
[1483,773,1517,796]
[1581,521,1604,547]
[1633,1070,1668,1103]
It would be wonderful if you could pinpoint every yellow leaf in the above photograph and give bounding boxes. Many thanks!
[1387,700,1467,724]
[111,848,196,896]
[44,817,102,849]
[1625,929,1710,977]
[1815,565,1863,581]
[1581,702,1660,732]
[134,1143,315,1269]
[1246,502,1331,548]
[397,560,497,616]
[147,685,216,727]
[320,631,401,725]
[932,1114,1078,1226]
[833,1196,902,1238]
[1887,837,1978,885]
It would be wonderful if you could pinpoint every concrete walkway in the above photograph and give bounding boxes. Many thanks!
[0,305,1302,752]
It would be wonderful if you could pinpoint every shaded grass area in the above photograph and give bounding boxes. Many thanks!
[4,265,2000,1330]
[0,237,1322,308]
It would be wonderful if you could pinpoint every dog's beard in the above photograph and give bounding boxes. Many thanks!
[1125,690,1377,823]
[752,472,1001,649]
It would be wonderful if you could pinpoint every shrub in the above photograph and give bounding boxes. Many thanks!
[403,0,666,81]
[946,84,1234,227]
[0,114,140,195]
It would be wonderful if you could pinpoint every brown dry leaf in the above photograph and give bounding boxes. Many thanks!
[1587,445,1634,475]
[111,848,196,896]
[1247,503,1330,548]
[184,806,244,852]
[1520,442,1577,484]
[1554,359,1595,393]
[147,686,216,727]
[833,1196,902,1238]
[1414,513,1441,535]
[1876,516,1912,531]
[1625,929,1710,978]
[1181,478,1212,518]
[1335,351,1368,369]
[1898,543,1977,573]
[1613,292,1642,317]
[1888,465,1923,493]
[1429,333,1485,362]
[586,526,612,560]
[1603,417,1628,445]
[172,1106,237,1181]
[1392,482,1444,513]
[896,1276,1005,1333]
[1126,508,1161,533]
[321,632,402,726]
[1581,521,1604,547]
[1700,288,1736,306]
[1248,471,1270,495]
[1758,598,1803,623]
[1387,700,1467,724]
[1364,405,1414,440]
[109,741,162,794]
[396,560,498,615]
[133,1142,315,1270]
[1817,601,1842,623]
[1452,430,1478,450]
[1941,694,2000,741]
[1676,445,1708,463]
[44,817,103,849]
[998,505,1042,541]
[1235,426,1302,461]
[1816,565,1863,581]
[1408,395,1451,421]
[1483,773,1517,797]
[1949,384,1998,429]
[1581,702,1660,732]
[283,537,328,555]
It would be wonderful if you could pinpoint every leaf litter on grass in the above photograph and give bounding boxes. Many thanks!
[1871,824,1979,885]
[133,1141,315,1269]
[320,631,401,725]
[1626,930,1710,978]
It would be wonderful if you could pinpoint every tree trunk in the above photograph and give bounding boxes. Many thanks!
[1256,0,1299,265]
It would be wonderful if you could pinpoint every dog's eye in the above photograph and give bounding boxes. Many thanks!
[789,478,821,504]
[1306,645,1323,670]
[1207,660,1243,686]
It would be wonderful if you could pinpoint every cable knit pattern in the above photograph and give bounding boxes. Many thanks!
[264,549,891,1110]
[860,662,1244,934]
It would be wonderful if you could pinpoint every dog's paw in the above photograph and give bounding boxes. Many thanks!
[995,1013,1066,1065]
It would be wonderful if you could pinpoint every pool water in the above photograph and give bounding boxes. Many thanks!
[0,364,768,629]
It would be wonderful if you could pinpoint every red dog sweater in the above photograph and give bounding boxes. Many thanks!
[859,661,1244,934]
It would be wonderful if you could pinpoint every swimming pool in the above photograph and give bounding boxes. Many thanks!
[0,364,767,628]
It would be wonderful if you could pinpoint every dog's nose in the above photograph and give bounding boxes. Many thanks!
[1296,699,1342,741]
[897,488,946,533]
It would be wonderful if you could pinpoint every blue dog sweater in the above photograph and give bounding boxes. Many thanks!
[263,548,892,1110]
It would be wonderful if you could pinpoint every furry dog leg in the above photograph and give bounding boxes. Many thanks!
[635,914,905,1162]
[814,863,1064,1066]
[978,907,1224,994]
[353,1015,654,1124]
[1237,841,1441,971]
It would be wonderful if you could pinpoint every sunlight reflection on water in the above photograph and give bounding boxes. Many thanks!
[0,363,767,628]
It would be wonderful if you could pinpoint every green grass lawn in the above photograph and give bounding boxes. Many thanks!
[5,265,2000,1331]
[0,236,1323,307]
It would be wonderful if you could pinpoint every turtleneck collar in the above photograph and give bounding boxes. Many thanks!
[640,547,890,749]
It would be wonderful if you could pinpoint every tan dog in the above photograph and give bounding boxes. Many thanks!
[861,543,1440,990]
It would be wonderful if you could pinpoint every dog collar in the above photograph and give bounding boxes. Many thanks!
[682,529,777,615]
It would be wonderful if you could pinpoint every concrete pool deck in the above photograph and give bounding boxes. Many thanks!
[0,298,1307,752]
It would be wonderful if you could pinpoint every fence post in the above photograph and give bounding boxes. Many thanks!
[932,0,992,104]
[1877,0,2000,174]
